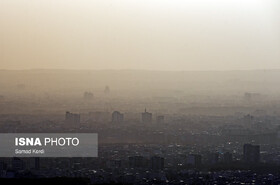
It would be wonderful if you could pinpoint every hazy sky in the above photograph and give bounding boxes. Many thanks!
[0,0,279,71]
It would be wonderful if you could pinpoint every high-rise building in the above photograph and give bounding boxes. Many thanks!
[104,86,110,94]
[187,154,202,166]
[243,114,254,125]
[142,108,152,123]
[83,91,94,100]
[243,144,260,163]
[129,156,148,168]
[206,153,219,164]
[34,157,40,170]
[0,161,7,171]
[223,152,233,163]
[65,111,80,126]
[112,111,124,123]
[150,156,164,170]
[12,157,25,171]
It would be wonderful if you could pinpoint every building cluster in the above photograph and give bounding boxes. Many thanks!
[65,111,80,127]
[65,109,165,126]
[128,156,164,170]
[83,91,94,100]
[0,143,276,184]
[0,105,279,184]
[112,111,124,123]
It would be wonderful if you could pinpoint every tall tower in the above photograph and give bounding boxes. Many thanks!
[243,144,260,163]
[112,111,124,123]
[65,111,80,128]
[141,108,152,123]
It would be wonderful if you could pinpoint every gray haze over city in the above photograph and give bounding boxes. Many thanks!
[0,0,280,184]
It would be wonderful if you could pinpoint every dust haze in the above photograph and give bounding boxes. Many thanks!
[0,0,280,184]
[1,69,280,115]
